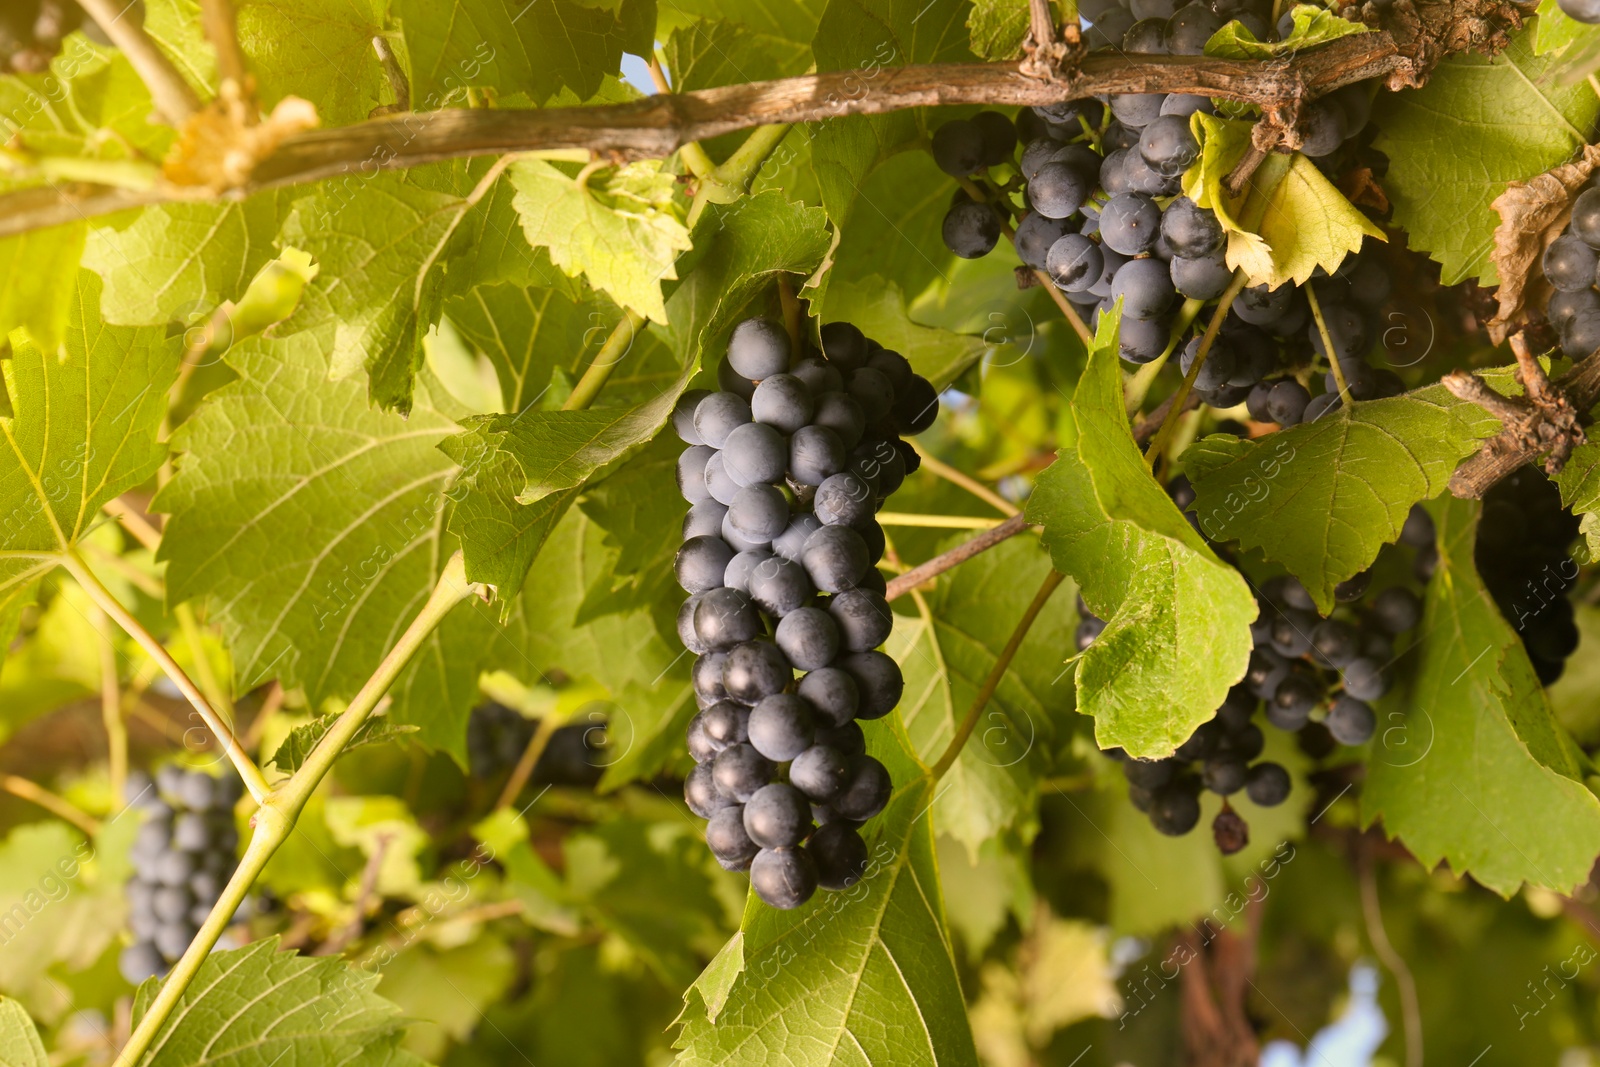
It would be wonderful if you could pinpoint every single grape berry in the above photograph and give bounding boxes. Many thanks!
[1543,234,1598,293]
[706,806,760,871]
[943,201,1001,258]
[747,693,816,762]
[797,667,860,727]
[839,651,903,720]
[1245,762,1291,806]
[789,744,851,802]
[749,847,819,909]
[810,823,870,890]
[833,754,893,821]
[931,119,987,177]
[727,318,791,381]
[743,783,813,849]
[775,607,841,671]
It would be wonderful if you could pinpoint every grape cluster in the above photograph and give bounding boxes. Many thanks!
[119,765,244,983]
[673,316,938,909]
[932,5,1393,423]
[0,1,85,73]
[466,701,606,788]
[1476,468,1582,684]
[1088,491,1427,850]
[1541,184,1600,359]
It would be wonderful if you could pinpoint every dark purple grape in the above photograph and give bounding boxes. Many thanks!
[724,641,793,704]
[802,524,871,592]
[971,110,1018,167]
[721,422,788,487]
[750,846,818,909]
[748,555,816,617]
[694,587,762,650]
[810,822,870,890]
[892,375,940,434]
[706,806,760,870]
[1245,761,1290,806]
[675,535,734,594]
[1030,161,1090,219]
[798,668,860,727]
[1170,250,1232,300]
[695,392,752,448]
[790,745,851,802]
[1150,787,1200,835]
[775,606,841,671]
[1047,234,1104,293]
[1099,194,1162,256]
[943,201,1001,258]
[1016,211,1075,270]
[673,389,710,444]
[1138,114,1200,176]
[839,651,903,720]
[1110,256,1176,319]
[712,743,776,802]
[727,318,791,381]
[744,783,813,848]
[931,119,987,176]
[819,321,869,372]
[677,445,714,504]
[686,762,734,816]
[833,754,892,821]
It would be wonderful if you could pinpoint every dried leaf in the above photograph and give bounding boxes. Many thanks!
[1486,143,1600,343]
[164,89,319,192]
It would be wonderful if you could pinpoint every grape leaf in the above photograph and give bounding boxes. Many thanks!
[674,735,979,1066]
[445,283,595,415]
[1182,386,1500,614]
[576,430,683,618]
[0,271,179,670]
[656,0,822,72]
[154,321,491,760]
[807,0,977,313]
[887,533,1073,857]
[1025,307,1256,758]
[83,194,295,328]
[268,711,420,772]
[824,152,958,315]
[375,937,515,1062]
[1204,3,1368,58]
[1555,440,1600,559]
[0,819,134,1003]
[507,160,692,324]
[967,0,1031,59]
[237,0,393,124]
[281,172,495,414]
[663,19,798,90]
[1185,113,1386,287]
[395,0,653,106]
[1361,496,1600,896]
[444,192,830,592]
[1370,28,1600,285]
[130,939,415,1067]
[0,999,45,1067]
[820,275,988,387]
[0,223,85,352]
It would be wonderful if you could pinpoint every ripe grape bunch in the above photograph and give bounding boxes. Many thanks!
[1475,469,1583,684]
[119,765,244,983]
[1086,493,1429,851]
[1541,182,1600,360]
[932,0,1395,422]
[673,316,938,909]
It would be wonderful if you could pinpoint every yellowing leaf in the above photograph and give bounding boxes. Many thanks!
[1184,113,1386,288]
[508,160,692,323]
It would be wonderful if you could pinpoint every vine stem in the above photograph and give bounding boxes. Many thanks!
[1143,270,1249,474]
[876,512,1004,529]
[885,512,1035,601]
[563,310,644,412]
[1358,843,1423,1067]
[906,440,1019,516]
[93,603,127,806]
[61,551,270,805]
[1306,283,1354,407]
[931,568,1064,779]
[0,775,101,836]
[494,714,558,810]
[198,0,249,101]
[110,553,478,1067]
[76,0,199,124]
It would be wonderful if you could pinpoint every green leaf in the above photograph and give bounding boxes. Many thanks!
[1370,28,1600,285]
[663,19,797,90]
[376,937,516,1061]
[445,283,593,415]
[507,160,692,324]
[281,172,493,413]
[131,939,415,1067]
[0,999,45,1067]
[1184,113,1386,287]
[887,533,1072,856]
[823,152,959,314]
[446,192,830,592]
[564,817,735,987]
[1361,496,1600,896]
[807,0,976,312]
[1555,440,1600,558]
[1024,307,1256,758]
[267,712,420,772]
[396,0,653,105]
[1182,386,1500,614]
[0,819,133,1002]
[0,224,86,352]
[239,0,393,124]
[674,771,979,1065]
[821,275,989,388]
[967,0,1031,59]
[1204,2,1367,58]
[577,430,684,617]
[0,270,180,669]
[83,194,296,328]
[155,325,490,760]
[657,0,822,72]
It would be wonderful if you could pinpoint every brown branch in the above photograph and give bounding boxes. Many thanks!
[1447,333,1596,498]
[885,512,1034,600]
[0,37,1400,239]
